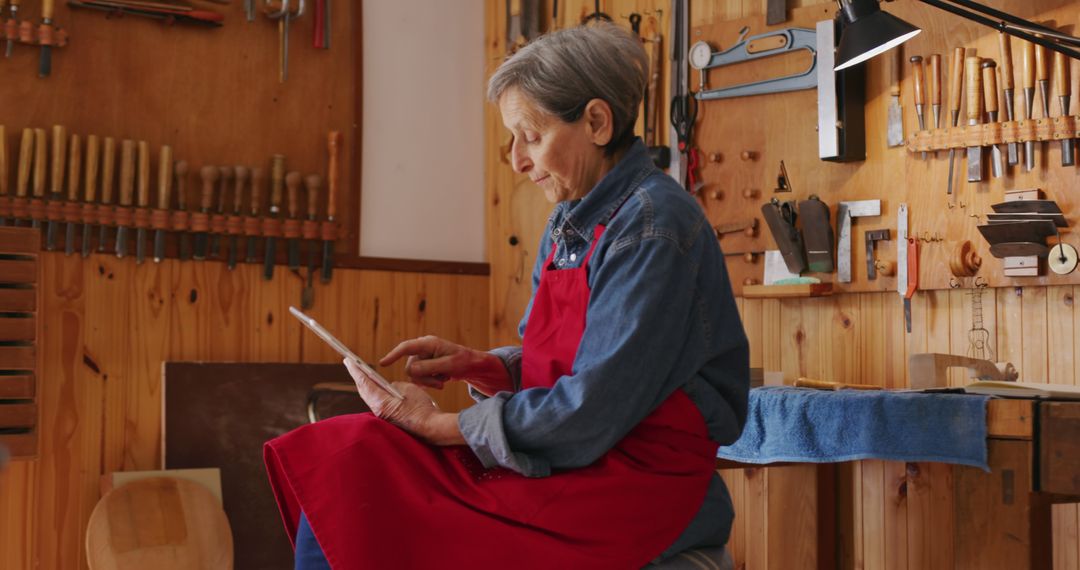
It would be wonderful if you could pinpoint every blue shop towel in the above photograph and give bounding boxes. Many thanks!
[718,386,990,470]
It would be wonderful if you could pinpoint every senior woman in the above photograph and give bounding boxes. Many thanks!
[265,23,748,569]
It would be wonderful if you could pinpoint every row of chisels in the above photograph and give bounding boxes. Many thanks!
[0,125,341,283]
[905,32,1079,194]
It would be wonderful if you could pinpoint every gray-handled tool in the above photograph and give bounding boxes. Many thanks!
[689,27,817,100]
[13,128,32,227]
[910,55,927,159]
[1021,38,1036,171]
[153,146,172,263]
[81,135,99,257]
[998,32,1019,166]
[886,48,904,147]
[246,167,263,263]
[946,47,964,196]
[286,171,302,270]
[134,141,150,264]
[982,60,1004,179]
[1054,50,1074,166]
[264,155,285,280]
[174,160,191,261]
[193,166,217,260]
[114,140,135,259]
[98,138,116,253]
[210,166,232,259]
[46,125,67,249]
[965,56,984,183]
[228,166,248,270]
[64,134,81,255]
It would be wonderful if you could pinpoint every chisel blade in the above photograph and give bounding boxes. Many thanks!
[245,236,259,264]
[320,239,333,284]
[115,227,128,258]
[178,233,192,261]
[287,238,300,270]
[65,222,76,255]
[946,149,956,195]
[38,45,51,78]
[990,145,1003,178]
[227,235,239,270]
[135,228,147,264]
[263,237,276,280]
[82,224,94,258]
[886,96,904,147]
[193,232,208,260]
[45,221,59,250]
[98,225,110,253]
[967,145,983,182]
[153,230,166,263]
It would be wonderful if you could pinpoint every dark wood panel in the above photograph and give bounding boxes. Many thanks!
[1040,402,1080,495]
[0,260,37,284]
[0,374,35,398]
[0,346,35,370]
[0,288,36,312]
[0,227,40,254]
[0,433,37,458]
[0,403,36,429]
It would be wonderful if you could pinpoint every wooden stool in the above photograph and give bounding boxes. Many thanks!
[86,477,233,570]
[648,546,733,569]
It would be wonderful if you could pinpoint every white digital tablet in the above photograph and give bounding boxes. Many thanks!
[289,306,405,400]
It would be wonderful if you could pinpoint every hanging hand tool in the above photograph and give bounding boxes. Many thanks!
[245,167,263,263]
[999,32,1019,166]
[904,237,918,334]
[38,0,57,77]
[896,203,908,313]
[64,134,81,255]
[0,125,7,226]
[4,0,19,58]
[68,1,224,26]
[264,154,285,280]
[80,136,99,257]
[227,166,247,270]
[836,199,881,283]
[301,173,321,310]
[982,60,1004,179]
[114,140,135,259]
[192,165,217,261]
[265,0,305,82]
[668,0,688,187]
[886,48,905,147]
[209,166,232,259]
[312,0,325,49]
[46,126,67,249]
[910,55,927,159]
[689,27,818,100]
[13,128,32,227]
[1035,41,1050,125]
[245,0,255,22]
[134,141,151,264]
[32,128,47,230]
[322,132,340,283]
[1054,49,1074,166]
[174,160,191,261]
[153,145,172,263]
[285,170,302,270]
[929,54,942,146]
[1021,38,1036,171]
[97,138,116,253]
[865,229,891,280]
[965,56,984,183]
[946,47,964,196]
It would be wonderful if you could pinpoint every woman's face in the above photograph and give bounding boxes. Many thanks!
[499,88,613,203]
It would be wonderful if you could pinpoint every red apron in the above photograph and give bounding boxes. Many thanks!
[264,221,718,569]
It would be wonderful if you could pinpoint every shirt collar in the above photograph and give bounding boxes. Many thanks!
[556,139,654,238]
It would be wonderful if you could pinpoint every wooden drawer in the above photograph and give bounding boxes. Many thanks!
[0,226,39,459]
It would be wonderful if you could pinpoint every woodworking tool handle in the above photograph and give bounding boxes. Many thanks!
[136,141,150,208]
[250,166,263,216]
[233,166,248,213]
[928,54,942,109]
[1021,39,1035,93]
[16,128,32,198]
[286,171,301,219]
[910,55,925,109]
[270,155,285,214]
[890,47,902,99]
[33,129,46,199]
[84,135,99,204]
[199,165,217,211]
[327,131,341,221]
[119,140,135,207]
[101,138,116,205]
[1054,50,1069,100]
[66,134,80,201]
[998,32,1014,90]
[157,146,172,209]
[216,166,232,213]
[949,47,965,125]
[175,161,188,210]
[305,174,321,220]
[982,60,998,115]
[1034,42,1047,83]
[966,56,982,124]
[51,125,66,197]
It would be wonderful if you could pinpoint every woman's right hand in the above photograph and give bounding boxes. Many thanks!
[380,335,513,396]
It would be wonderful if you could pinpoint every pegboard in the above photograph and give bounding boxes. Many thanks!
[691,0,1080,295]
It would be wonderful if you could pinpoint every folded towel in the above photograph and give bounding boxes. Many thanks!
[718,386,990,470]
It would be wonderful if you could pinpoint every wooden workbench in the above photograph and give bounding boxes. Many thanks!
[717,398,1080,569]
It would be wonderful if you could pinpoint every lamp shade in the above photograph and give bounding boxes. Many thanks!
[835,1,922,70]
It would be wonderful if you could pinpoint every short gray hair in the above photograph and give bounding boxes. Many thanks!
[487,24,648,154]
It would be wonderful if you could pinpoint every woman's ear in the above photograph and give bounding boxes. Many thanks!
[583,99,614,147]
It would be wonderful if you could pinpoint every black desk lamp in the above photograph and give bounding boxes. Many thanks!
[834,0,1080,71]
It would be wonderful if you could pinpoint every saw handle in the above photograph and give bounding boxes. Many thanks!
[982,60,998,114]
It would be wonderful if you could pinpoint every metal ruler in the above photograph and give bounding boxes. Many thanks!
[896,203,908,296]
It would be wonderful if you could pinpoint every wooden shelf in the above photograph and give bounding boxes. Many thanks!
[742,282,833,299]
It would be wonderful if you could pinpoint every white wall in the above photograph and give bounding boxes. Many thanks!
[361,0,486,262]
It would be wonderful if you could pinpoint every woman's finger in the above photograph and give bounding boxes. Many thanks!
[380,336,439,366]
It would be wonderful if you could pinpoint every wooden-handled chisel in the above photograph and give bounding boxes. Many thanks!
[982,60,1003,179]
[227,165,247,270]
[245,167,263,263]
[193,165,217,260]
[0,125,7,225]
[264,155,285,280]
[97,138,116,252]
[4,0,20,58]
[153,145,172,263]
[910,55,927,159]
[32,128,47,229]
[929,54,942,136]
[64,134,81,255]
[174,160,191,261]
[286,170,302,270]
[1054,49,1074,166]
[946,47,964,196]
[14,128,32,227]
[1021,38,1036,171]
[1035,41,1049,121]
[965,56,984,183]
[886,48,904,147]
[301,174,321,309]
[39,0,55,77]
[114,140,135,258]
[210,165,232,259]
[998,32,1019,166]
[81,135,99,257]
[134,141,150,264]
[46,125,66,249]
[322,132,341,284]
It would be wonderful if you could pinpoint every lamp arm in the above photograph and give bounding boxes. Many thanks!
[917,0,1080,61]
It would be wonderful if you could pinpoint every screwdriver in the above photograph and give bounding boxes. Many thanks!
[64,133,81,255]
[81,135,99,258]
[97,138,116,253]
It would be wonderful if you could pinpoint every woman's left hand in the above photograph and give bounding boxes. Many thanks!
[343,359,464,445]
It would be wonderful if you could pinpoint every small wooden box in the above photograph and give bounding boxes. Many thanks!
[0,227,39,459]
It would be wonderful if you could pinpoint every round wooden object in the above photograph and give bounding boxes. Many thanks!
[949,240,981,277]
[86,477,233,570]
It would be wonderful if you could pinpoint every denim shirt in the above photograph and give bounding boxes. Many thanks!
[459,140,749,480]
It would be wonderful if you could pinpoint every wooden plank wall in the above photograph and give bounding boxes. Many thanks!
[487,1,1080,568]
[0,255,488,570]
